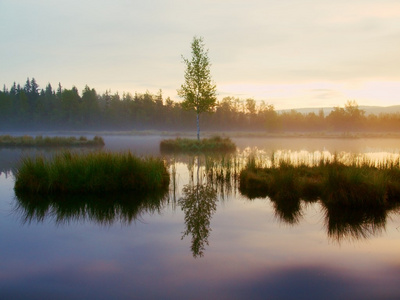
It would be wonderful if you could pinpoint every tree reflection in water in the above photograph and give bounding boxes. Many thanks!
[14,150,400,257]
[179,183,217,257]
[14,189,168,225]
[179,156,218,258]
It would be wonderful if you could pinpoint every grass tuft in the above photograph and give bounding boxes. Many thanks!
[239,155,400,208]
[14,151,169,194]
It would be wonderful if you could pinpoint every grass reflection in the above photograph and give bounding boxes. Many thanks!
[14,189,169,225]
[11,148,400,257]
[170,150,400,250]
[270,195,303,225]
[167,152,243,200]
[322,203,388,242]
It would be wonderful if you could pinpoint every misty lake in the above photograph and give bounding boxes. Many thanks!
[1,135,400,300]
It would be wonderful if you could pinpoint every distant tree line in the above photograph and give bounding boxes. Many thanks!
[1,78,400,132]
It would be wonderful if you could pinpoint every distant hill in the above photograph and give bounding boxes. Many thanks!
[278,105,400,116]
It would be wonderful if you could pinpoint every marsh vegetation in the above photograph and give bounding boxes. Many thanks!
[240,152,400,207]
[14,151,169,194]
[164,150,400,252]
[160,136,236,153]
[238,152,400,241]
[0,135,104,147]
[3,134,400,300]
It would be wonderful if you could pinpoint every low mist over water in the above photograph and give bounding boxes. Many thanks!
[1,135,400,299]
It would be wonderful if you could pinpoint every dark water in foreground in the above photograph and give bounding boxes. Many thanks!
[1,136,400,299]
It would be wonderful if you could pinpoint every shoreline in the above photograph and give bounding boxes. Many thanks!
[1,130,400,139]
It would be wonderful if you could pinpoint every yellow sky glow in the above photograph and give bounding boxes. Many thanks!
[1,0,399,109]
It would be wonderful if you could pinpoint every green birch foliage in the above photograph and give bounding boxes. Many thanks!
[178,37,217,133]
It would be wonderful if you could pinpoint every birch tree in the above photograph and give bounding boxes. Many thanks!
[178,36,217,140]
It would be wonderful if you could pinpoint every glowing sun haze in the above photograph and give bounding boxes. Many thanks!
[1,0,399,109]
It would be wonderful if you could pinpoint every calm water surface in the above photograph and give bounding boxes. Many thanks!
[1,136,400,299]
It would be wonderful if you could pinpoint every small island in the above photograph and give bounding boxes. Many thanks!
[239,155,400,208]
[14,151,170,194]
[0,135,105,147]
[160,136,236,153]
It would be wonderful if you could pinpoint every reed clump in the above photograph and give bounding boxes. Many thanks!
[0,135,104,147]
[239,156,400,207]
[160,136,236,153]
[14,151,169,194]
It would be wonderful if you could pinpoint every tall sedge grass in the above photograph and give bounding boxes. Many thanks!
[0,135,104,147]
[14,151,169,194]
[205,154,239,183]
[323,163,387,207]
[239,153,400,208]
[239,154,400,241]
[160,136,236,153]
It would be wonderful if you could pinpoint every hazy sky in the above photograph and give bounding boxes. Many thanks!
[1,0,400,109]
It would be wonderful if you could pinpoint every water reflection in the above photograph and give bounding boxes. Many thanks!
[168,152,242,199]
[269,194,303,225]
[241,185,399,243]
[9,146,400,255]
[168,152,244,257]
[179,183,217,258]
[14,189,169,225]
[179,157,218,257]
[321,203,388,242]
[4,136,400,299]
[238,148,400,243]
